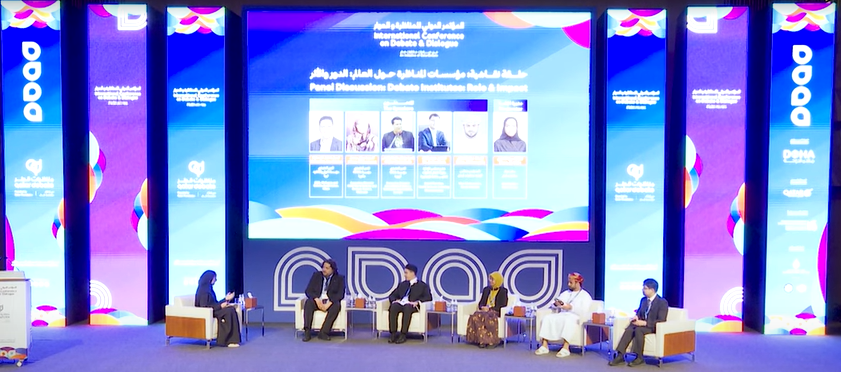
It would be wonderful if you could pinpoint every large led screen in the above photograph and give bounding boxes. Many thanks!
[683,6,748,332]
[247,11,592,241]
[166,7,227,299]
[87,4,148,325]
[603,9,666,311]
[1,0,66,327]
[764,3,835,335]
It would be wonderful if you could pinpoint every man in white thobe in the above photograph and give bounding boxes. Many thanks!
[534,272,593,358]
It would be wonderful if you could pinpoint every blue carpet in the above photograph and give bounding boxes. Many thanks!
[5,323,839,371]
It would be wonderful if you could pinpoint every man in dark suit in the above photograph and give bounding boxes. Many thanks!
[309,116,342,152]
[610,278,669,367]
[381,116,415,151]
[418,113,448,151]
[387,264,432,344]
[302,259,345,341]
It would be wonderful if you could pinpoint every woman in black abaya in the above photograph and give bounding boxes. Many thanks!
[195,270,241,347]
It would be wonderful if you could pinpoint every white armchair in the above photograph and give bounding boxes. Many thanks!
[611,307,697,366]
[535,300,604,354]
[376,300,433,342]
[165,295,242,349]
[294,297,348,339]
[456,295,518,346]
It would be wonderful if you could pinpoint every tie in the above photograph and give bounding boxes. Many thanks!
[323,276,330,293]
[404,283,412,299]
[644,300,651,320]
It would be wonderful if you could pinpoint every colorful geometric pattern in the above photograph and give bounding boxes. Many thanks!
[32,305,65,327]
[607,9,666,38]
[4,217,13,271]
[131,179,149,250]
[167,7,224,36]
[684,135,703,208]
[727,183,746,256]
[818,224,827,301]
[89,132,107,202]
[51,198,65,251]
[249,204,588,241]
[772,3,835,34]
[90,308,147,326]
[0,347,27,362]
[765,223,827,335]
[687,7,748,34]
[483,12,591,49]
[0,1,60,30]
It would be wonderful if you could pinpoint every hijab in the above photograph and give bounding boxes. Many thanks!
[350,121,375,151]
[487,272,504,307]
[497,118,523,142]
[195,270,217,307]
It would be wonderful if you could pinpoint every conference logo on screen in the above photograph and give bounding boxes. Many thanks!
[790,45,813,128]
[782,149,816,164]
[22,41,44,123]
[13,159,55,198]
[176,160,216,199]
[614,163,655,202]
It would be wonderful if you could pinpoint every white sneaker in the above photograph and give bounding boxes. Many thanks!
[556,349,571,358]
[228,343,240,348]
[535,346,550,355]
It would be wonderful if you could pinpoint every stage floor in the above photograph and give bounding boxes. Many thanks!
[7,323,837,371]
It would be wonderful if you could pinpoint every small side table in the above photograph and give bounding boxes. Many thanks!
[505,315,536,349]
[244,305,265,341]
[346,307,377,337]
[582,321,614,359]
[428,310,457,343]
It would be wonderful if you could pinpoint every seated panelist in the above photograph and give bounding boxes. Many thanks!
[302,259,345,342]
[465,271,509,348]
[610,278,669,367]
[387,264,432,344]
[195,270,241,348]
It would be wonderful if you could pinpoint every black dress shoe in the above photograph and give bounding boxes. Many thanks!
[478,344,486,349]
[317,332,331,341]
[395,334,407,344]
[628,357,644,367]
[609,354,625,366]
[302,332,312,342]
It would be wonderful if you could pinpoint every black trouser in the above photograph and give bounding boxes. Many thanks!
[388,303,418,334]
[615,325,654,356]
[303,298,340,332]
[213,306,241,346]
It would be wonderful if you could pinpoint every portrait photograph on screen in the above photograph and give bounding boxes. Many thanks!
[247,11,592,241]
[345,111,381,152]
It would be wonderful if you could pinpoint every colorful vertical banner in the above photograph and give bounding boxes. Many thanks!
[1,1,66,327]
[765,3,835,335]
[604,9,666,312]
[87,4,148,325]
[683,6,749,333]
[166,7,226,299]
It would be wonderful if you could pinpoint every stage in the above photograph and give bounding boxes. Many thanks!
[10,325,836,371]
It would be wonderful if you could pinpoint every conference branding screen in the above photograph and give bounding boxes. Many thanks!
[167,7,227,299]
[1,1,66,327]
[247,11,592,241]
[603,9,666,311]
[764,3,835,335]
[683,6,748,333]
[87,4,149,326]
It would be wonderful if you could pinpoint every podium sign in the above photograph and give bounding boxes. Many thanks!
[0,272,31,365]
